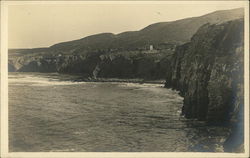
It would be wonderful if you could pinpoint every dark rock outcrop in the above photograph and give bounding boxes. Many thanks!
[8,50,173,80]
[96,51,173,79]
[8,63,16,72]
[165,19,244,152]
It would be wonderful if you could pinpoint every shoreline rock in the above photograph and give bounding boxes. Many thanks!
[165,18,244,152]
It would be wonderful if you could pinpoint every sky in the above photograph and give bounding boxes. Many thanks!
[8,1,247,49]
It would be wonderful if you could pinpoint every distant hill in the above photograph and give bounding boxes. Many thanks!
[47,8,243,52]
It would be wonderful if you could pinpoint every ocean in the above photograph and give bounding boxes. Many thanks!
[9,72,229,152]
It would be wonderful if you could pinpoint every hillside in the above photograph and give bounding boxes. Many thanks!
[50,8,243,52]
[9,8,243,56]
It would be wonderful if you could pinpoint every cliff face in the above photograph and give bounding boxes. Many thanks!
[165,19,244,151]
[96,51,173,79]
[9,50,173,80]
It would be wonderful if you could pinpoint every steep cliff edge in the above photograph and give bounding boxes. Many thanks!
[8,49,173,80]
[165,19,244,152]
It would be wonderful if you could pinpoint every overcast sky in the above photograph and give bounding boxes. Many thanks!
[8,1,247,49]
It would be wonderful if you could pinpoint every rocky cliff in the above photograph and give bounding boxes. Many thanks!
[9,49,173,80]
[165,18,244,152]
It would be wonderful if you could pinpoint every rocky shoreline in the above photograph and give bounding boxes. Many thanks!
[71,77,166,84]
[165,19,244,152]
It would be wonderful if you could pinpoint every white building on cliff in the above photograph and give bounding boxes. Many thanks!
[149,45,154,51]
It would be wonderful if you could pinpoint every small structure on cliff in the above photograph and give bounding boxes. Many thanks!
[149,45,154,51]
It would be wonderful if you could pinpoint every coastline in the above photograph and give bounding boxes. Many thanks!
[8,72,166,85]
[72,77,166,84]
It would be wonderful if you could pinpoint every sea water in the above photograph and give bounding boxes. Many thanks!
[8,72,229,152]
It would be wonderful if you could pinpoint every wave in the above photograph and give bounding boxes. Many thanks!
[117,82,163,88]
[8,74,87,86]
